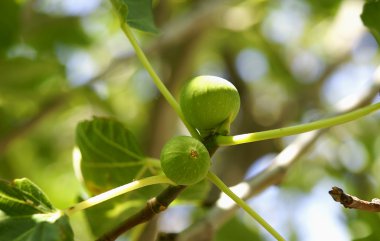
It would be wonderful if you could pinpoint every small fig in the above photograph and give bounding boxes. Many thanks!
[180,75,240,136]
[160,136,210,185]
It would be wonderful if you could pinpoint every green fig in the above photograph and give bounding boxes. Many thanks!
[180,75,240,137]
[160,136,210,185]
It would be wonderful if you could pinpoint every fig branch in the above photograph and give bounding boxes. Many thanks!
[96,185,186,241]
[215,101,380,146]
[329,187,380,212]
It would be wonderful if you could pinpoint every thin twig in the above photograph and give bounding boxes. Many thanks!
[96,185,186,241]
[329,186,380,212]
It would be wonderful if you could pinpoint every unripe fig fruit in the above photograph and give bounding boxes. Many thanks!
[180,75,240,136]
[160,136,210,185]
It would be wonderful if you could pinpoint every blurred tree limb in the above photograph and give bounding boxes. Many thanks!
[0,95,67,153]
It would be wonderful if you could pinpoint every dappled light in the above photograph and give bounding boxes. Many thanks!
[1,0,380,240]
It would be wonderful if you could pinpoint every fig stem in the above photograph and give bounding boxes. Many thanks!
[118,21,201,140]
[215,101,380,146]
[207,171,286,241]
[64,175,175,215]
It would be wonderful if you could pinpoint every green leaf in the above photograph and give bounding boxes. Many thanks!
[76,117,158,194]
[76,117,163,235]
[110,0,158,33]
[361,0,380,46]
[0,178,54,216]
[0,178,74,241]
[0,214,73,241]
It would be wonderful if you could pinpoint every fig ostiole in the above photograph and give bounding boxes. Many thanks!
[160,136,210,185]
[180,75,240,137]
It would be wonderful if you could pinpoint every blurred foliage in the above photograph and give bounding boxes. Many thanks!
[0,0,379,240]
[215,216,263,241]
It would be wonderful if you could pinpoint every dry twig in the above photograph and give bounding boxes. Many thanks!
[329,186,380,212]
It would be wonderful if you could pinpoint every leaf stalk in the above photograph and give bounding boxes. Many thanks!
[64,175,174,215]
[207,171,286,241]
[118,21,201,140]
[215,102,380,146]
